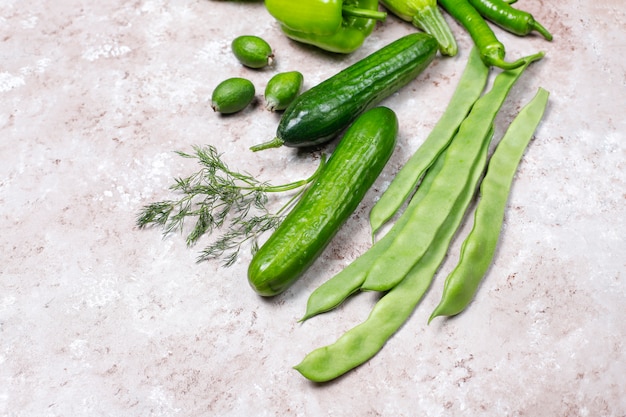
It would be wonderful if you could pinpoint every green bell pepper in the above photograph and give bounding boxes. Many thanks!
[380,0,457,55]
[265,0,387,54]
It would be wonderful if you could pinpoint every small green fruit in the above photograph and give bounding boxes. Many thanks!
[264,71,304,112]
[211,77,255,114]
[231,35,274,69]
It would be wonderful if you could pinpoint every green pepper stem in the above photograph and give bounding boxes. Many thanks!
[342,5,387,21]
[250,137,284,152]
[412,5,458,56]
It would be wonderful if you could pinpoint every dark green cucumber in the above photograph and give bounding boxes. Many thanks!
[250,33,437,151]
[248,107,398,296]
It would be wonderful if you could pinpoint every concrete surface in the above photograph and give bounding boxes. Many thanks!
[1,0,625,416]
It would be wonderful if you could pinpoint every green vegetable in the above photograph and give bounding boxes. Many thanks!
[248,107,398,297]
[360,51,544,292]
[136,145,326,266]
[370,46,489,235]
[300,48,490,321]
[264,71,304,111]
[231,35,274,68]
[294,124,494,382]
[250,33,438,151]
[468,0,553,40]
[301,123,493,322]
[429,87,549,322]
[380,0,457,56]
[211,77,256,114]
[295,55,548,383]
[438,0,528,69]
[265,0,387,54]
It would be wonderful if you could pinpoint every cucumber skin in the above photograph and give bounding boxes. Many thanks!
[248,107,399,296]
[276,33,437,148]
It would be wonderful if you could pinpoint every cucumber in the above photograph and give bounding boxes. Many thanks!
[250,33,437,151]
[248,107,398,296]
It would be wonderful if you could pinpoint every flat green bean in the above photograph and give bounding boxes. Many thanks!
[361,51,544,292]
[301,48,489,320]
[369,47,489,235]
[301,127,449,321]
[294,126,494,382]
[429,87,549,321]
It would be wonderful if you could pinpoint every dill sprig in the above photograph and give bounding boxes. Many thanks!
[136,145,325,267]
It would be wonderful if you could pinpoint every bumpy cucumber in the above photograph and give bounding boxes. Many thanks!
[248,107,398,296]
[250,33,437,151]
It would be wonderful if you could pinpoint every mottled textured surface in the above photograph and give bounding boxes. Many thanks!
[1,0,625,416]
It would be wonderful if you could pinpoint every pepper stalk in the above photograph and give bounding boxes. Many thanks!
[380,0,458,56]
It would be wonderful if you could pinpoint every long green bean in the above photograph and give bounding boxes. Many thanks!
[301,49,488,320]
[361,51,544,292]
[429,87,550,321]
[301,127,449,321]
[369,47,489,235]
[294,126,494,382]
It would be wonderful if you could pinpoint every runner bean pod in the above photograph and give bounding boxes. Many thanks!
[370,47,489,234]
[361,51,544,293]
[295,125,494,382]
[429,87,549,321]
[301,49,539,319]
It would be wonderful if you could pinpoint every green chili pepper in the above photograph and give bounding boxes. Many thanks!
[468,0,552,40]
[265,0,387,53]
[438,0,527,69]
[380,0,457,56]
[428,87,549,322]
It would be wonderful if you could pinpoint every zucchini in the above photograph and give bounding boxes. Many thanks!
[248,107,398,296]
[250,33,437,151]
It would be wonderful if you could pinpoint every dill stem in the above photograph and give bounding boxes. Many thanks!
[137,145,328,266]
